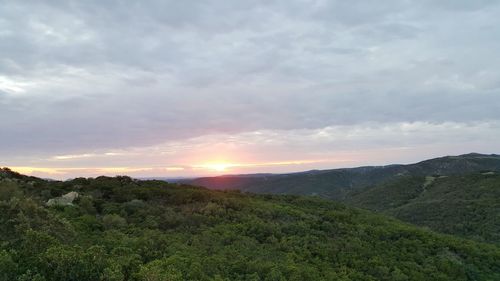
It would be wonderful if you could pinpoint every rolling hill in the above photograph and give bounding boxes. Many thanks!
[344,172,500,244]
[185,153,500,200]
[1,168,500,280]
[184,153,500,245]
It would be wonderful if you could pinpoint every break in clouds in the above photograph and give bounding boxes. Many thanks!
[1,0,500,177]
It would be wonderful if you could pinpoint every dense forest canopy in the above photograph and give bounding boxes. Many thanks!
[345,173,500,244]
[183,154,500,245]
[1,168,500,281]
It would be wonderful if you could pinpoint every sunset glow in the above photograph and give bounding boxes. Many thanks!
[1,1,500,180]
[205,163,231,172]
[6,157,348,179]
[1,2,500,279]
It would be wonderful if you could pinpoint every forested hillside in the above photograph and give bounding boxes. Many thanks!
[345,172,500,244]
[1,168,500,280]
[185,154,500,200]
[185,154,500,246]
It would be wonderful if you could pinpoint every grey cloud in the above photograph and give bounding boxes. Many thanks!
[0,0,500,158]
[420,0,498,12]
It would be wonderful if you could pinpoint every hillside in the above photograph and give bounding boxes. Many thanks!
[1,168,500,280]
[185,153,500,200]
[345,172,500,244]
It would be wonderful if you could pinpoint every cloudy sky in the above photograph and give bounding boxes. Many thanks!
[1,0,500,179]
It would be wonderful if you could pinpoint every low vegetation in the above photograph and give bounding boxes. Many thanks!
[346,173,500,244]
[1,168,500,280]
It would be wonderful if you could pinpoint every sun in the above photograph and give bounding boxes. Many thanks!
[207,163,230,172]
[194,162,234,172]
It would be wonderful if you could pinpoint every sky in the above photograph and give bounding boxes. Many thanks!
[1,0,500,179]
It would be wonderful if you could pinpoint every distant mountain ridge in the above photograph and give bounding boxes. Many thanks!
[184,153,500,200]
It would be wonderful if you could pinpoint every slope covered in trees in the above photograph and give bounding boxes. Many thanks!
[1,168,500,280]
[185,153,500,200]
[183,154,500,245]
[345,172,500,244]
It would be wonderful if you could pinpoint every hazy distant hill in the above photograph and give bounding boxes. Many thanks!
[185,153,500,200]
[345,172,500,244]
[1,168,500,280]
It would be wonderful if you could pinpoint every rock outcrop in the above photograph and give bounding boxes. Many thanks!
[47,191,79,207]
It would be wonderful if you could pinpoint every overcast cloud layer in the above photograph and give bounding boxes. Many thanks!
[1,0,500,178]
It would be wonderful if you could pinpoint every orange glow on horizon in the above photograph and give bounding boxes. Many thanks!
[193,161,234,172]
[8,166,66,175]
[191,158,343,173]
[209,163,230,172]
[4,157,352,179]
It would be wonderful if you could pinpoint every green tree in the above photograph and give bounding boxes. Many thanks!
[0,181,23,201]
[0,250,18,280]
[78,196,97,215]
[102,214,127,230]
[137,259,184,281]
